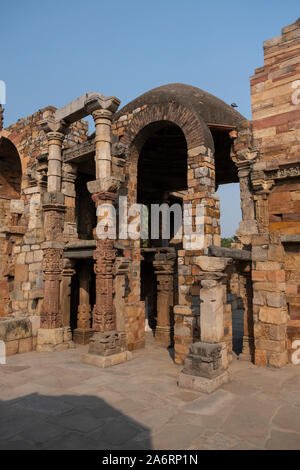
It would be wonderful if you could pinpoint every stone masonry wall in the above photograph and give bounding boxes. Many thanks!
[251,18,300,364]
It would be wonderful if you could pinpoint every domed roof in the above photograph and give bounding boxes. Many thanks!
[115,83,247,127]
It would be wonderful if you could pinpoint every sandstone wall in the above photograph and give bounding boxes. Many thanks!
[251,18,300,364]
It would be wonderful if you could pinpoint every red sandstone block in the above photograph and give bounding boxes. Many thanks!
[253,109,300,131]
[18,337,33,354]
[14,264,28,282]
[252,270,268,281]
[267,270,285,283]
[255,349,268,366]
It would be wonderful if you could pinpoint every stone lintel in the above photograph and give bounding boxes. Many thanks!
[207,245,252,261]
[55,93,120,124]
[42,241,65,250]
[63,250,94,259]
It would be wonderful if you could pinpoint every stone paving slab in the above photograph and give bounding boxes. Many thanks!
[0,339,300,450]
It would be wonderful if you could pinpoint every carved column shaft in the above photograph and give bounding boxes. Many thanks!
[77,263,91,330]
[41,248,63,329]
[40,119,68,332]
[60,261,75,328]
[92,192,117,332]
[153,260,175,344]
[93,109,113,180]
[46,131,65,192]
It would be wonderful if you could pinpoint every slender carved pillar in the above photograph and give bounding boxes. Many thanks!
[92,192,117,332]
[41,247,63,329]
[153,258,175,346]
[46,131,65,192]
[37,119,74,351]
[239,270,255,362]
[60,259,75,327]
[82,94,131,367]
[62,163,78,240]
[236,161,258,240]
[93,110,113,179]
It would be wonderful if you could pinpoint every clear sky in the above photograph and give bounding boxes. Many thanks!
[1,1,299,236]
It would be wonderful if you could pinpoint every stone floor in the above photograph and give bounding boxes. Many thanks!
[1,336,300,450]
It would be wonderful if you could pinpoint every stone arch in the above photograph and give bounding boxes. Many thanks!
[121,101,214,155]
[0,137,22,199]
[120,102,215,204]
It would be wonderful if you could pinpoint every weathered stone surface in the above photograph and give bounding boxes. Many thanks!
[88,331,127,357]
[182,341,224,379]
[37,328,64,346]
[0,318,32,342]
[194,255,231,272]
[82,351,132,368]
[178,369,232,394]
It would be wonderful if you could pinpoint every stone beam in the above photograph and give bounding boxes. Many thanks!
[55,92,120,124]
[207,246,252,261]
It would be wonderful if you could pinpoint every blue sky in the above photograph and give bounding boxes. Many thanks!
[1,1,299,236]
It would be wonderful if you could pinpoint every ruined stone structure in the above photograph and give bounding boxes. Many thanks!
[0,19,300,391]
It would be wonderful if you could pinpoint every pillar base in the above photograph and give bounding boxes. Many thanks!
[178,369,232,394]
[155,326,173,346]
[178,341,231,394]
[36,327,75,352]
[82,351,132,368]
[73,328,94,345]
[82,330,131,368]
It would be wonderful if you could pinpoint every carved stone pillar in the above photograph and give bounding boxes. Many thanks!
[114,257,130,332]
[74,262,93,344]
[237,267,255,362]
[40,247,63,329]
[153,257,175,346]
[236,161,258,241]
[251,170,275,234]
[92,103,119,179]
[62,163,78,240]
[92,192,117,332]
[60,258,75,328]
[46,131,65,192]
[37,119,74,351]
[82,188,130,367]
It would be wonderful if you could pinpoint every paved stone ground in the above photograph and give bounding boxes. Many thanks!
[0,335,300,450]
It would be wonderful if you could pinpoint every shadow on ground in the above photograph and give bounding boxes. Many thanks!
[0,393,152,450]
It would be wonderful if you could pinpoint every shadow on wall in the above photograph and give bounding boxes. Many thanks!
[0,393,152,450]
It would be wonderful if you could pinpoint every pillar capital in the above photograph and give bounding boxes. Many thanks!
[86,95,120,116]
[40,117,69,137]
[236,160,251,179]
[92,108,114,123]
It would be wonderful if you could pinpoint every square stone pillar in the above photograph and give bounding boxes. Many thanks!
[178,256,232,393]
